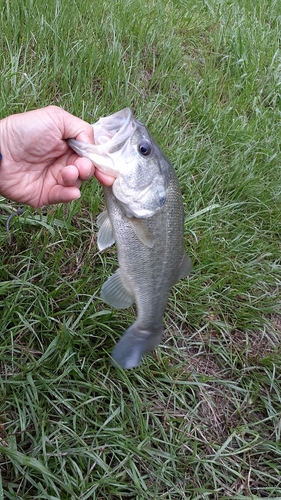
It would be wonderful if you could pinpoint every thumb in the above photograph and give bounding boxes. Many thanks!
[46,106,95,143]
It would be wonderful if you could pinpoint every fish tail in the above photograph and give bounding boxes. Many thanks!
[111,323,163,369]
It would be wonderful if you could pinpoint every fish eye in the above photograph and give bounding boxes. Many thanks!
[138,141,152,156]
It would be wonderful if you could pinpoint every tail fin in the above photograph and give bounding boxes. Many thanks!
[111,323,163,369]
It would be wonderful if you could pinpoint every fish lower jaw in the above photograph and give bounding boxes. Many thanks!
[110,323,163,369]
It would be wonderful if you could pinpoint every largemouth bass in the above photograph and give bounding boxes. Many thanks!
[68,108,191,369]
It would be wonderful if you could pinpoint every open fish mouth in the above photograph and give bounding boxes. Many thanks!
[94,108,134,146]
[68,108,136,177]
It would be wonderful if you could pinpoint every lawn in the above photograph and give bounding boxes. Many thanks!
[1,0,281,498]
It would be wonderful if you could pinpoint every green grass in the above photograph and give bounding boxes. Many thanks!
[1,0,281,498]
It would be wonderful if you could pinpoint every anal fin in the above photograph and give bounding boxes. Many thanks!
[101,269,134,309]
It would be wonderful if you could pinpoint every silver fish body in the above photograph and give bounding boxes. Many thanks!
[68,108,191,369]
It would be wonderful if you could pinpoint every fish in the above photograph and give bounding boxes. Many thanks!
[68,108,192,369]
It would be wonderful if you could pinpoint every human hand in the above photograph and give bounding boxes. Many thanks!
[0,105,115,208]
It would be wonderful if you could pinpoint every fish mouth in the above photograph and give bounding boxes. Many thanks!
[91,108,137,176]
[94,108,133,147]
[93,108,137,164]
[67,109,136,177]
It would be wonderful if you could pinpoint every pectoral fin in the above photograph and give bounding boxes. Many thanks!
[177,253,192,281]
[101,269,135,309]
[97,210,115,250]
[128,217,154,248]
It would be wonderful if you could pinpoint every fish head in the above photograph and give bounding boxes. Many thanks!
[110,113,170,218]
[68,108,170,218]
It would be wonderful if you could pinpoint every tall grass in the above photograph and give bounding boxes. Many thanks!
[1,0,281,498]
